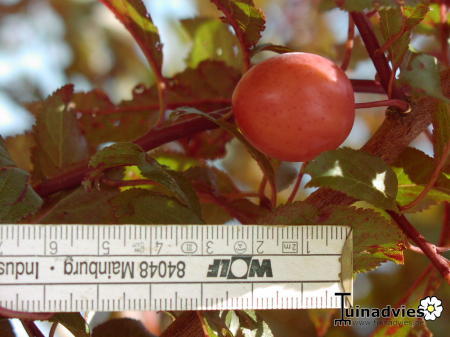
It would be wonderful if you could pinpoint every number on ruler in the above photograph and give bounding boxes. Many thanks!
[49,241,58,255]
[101,241,110,255]
[155,242,163,254]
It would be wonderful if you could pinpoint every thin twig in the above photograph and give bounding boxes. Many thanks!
[49,322,59,337]
[287,161,309,203]
[355,99,410,112]
[387,210,450,283]
[407,242,450,255]
[400,143,450,211]
[341,14,355,71]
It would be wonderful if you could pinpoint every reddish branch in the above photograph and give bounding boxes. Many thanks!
[388,211,450,283]
[355,99,410,112]
[341,15,355,71]
[351,12,404,99]
[287,161,308,203]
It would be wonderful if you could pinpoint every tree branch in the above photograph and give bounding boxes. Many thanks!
[387,210,450,283]
[351,12,404,99]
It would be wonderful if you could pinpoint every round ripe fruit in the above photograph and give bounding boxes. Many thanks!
[232,52,355,162]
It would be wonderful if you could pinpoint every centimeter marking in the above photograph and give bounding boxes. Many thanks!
[0,224,352,311]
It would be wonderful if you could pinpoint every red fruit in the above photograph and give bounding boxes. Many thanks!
[232,52,355,162]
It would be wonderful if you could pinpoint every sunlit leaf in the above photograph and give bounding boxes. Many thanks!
[305,148,398,210]
[99,0,162,75]
[211,0,265,51]
[90,142,201,215]
[182,18,243,69]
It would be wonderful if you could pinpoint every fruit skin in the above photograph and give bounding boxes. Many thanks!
[232,52,355,162]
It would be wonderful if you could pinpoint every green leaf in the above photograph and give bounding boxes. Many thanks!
[400,53,449,101]
[379,9,410,66]
[110,189,203,224]
[99,0,162,74]
[258,202,405,273]
[338,0,399,11]
[181,18,242,69]
[255,310,316,337]
[0,136,43,223]
[394,167,449,212]
[39,188,120,224]
[92,318,154,337]
[431,101,450,160]
[90,142,201,215]
[29,85,89,179]
[305,148,398,210]
[210,0,265,51]
[47,313,90,337]
[394,147,450,193]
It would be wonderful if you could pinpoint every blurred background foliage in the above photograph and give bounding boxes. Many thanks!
[0,0,448,336]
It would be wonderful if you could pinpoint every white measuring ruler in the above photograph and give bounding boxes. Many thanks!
[0,224,352,312]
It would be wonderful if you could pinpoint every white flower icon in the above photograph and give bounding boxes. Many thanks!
[418,296,443,321]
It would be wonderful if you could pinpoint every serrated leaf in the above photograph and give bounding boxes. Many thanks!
[46,313,90,337]
[395,166,449,212]
[29,85,89,179]
[99,0,162,75]
[0,136,42,223]
[39,188,120,224]
[90,142,201,215]
[431,101,450,160]
[305,148,398,210]
[92,318,154,337]
[400,53,449,101]
[4,133,34,172]
[394,147,450,193]
[379,8,410,66]
[258,202,405,272]
[181,18,242,69]
[211,0,265,51]
[110,189,203,224]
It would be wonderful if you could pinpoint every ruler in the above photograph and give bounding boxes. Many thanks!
[0,224,352,312]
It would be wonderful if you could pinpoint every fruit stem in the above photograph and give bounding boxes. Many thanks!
[287,161,309,204]
[355,99,410,112]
